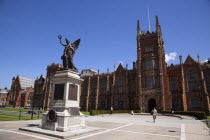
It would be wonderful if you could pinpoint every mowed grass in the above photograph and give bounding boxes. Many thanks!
[207,116,210,120]
[0,108,28,112]
[0,113,41,121]
[81,112,90,115]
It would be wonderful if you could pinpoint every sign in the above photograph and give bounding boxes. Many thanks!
[68,84,78,100]
[54,84,64,100]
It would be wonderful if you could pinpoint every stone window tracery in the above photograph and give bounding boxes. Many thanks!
[187,70,199,91]
[145,46,153,53]
[170,77,177,91]
[190,98,200,108]
[172,99,179,109]
[144,60,155,70]
[145,77,155,88]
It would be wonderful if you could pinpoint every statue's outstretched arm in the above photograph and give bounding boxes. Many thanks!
[58,35,66,47]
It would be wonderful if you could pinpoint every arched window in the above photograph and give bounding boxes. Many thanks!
[145,46,153,53]
[81,100,86,107]
[117,100,124,110]
[99,100,105,109]
[144,60,155,70]
[190,98,200,108]
[172,99,179,109]
[187,70,199,91]
[90,100,95,109]
[145,77,155,88]
[170,77,177,91]
[118,87,124,94]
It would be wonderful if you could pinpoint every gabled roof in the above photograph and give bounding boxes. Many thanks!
[184,55,197,65]
[116,63,125,71]
[18,76,35,89]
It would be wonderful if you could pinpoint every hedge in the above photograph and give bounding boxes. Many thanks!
[90,110,140,116]
[161,110,206,120]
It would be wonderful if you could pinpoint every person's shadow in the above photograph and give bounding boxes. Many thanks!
[145,121,154,123]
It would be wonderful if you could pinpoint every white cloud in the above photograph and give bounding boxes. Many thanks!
[165,52,177,63]
[202,60,208,63]
[119,61,124,65]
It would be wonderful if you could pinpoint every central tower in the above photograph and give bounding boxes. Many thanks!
[136,16,171,112]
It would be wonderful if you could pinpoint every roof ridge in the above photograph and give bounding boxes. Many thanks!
[18,76,35,80]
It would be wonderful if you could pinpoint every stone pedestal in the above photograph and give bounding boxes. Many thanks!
[41,70,85,132]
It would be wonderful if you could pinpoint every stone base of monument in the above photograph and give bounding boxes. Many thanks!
[19,125,99,139]
[41,110,86,131]
[19,69,100,138]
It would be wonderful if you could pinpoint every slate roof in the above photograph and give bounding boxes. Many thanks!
[18,76,35,89]
[0,89,9,94]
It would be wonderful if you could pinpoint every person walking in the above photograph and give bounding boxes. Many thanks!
[110,106,113,114]
[152,108,157,123]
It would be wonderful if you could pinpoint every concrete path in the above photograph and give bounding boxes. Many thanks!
[0,114,209,140]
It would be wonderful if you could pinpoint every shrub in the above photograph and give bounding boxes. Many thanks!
[161,110,206,120]
[90,110,141,116]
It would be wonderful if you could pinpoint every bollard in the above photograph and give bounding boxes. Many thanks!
[19,110,21,120]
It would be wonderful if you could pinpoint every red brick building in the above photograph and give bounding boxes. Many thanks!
[32,75,46,110]
[79,17,210,113]
[28,17,210,113]
[20,87,34,108]
[6,76,35,108]
[167,56,210,112]
[0,88,9,106]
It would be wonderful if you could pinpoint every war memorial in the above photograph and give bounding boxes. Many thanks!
[19,36,98,138]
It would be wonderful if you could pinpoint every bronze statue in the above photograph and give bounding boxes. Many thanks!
[58,35,80,70]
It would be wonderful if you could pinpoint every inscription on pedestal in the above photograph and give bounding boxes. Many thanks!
[68,107,80,115]
[54,84,64,100]
[68,84,78,100]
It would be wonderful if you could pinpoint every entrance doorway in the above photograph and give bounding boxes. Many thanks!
[148,98,156,113]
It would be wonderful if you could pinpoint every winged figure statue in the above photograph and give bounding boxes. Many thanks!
[58,35,80,70]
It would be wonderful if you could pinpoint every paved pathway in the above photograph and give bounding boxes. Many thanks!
[0,114,209,140]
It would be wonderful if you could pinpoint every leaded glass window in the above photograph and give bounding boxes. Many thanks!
[99,100,105,109]
[144,60,155,70]
[118,78,125,86]
[172,99,179,109]
[81,100,86,107]
[117,100,124,109]
[170,77,177,91]
[190,99,200,108]
[187,70,199,91]
[145,46,153,53]
[145,77,155,88]
[118,87,124,94]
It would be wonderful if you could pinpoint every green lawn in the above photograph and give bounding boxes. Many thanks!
[0,108,28,113]
[81,111,90,115]
[0,108,46,113]
[207,116,210,120]
[0,113,41,121]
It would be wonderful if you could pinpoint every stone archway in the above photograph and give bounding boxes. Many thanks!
[148,98,156,113]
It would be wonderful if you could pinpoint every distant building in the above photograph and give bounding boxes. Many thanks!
[32,75,45,109]
[81,69,98,76]
[20,87,33,108]
[0,88,9,106]
[6,76,35,108]
[41,63,63,110]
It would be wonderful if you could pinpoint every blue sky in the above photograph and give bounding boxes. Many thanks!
[0,0,210,89]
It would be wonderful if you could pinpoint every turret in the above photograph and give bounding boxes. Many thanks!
[156,16,162,34]
[137,20,141,36]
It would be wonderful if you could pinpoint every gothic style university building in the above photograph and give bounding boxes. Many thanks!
[6,16,210,113]
[79,16,210,113]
